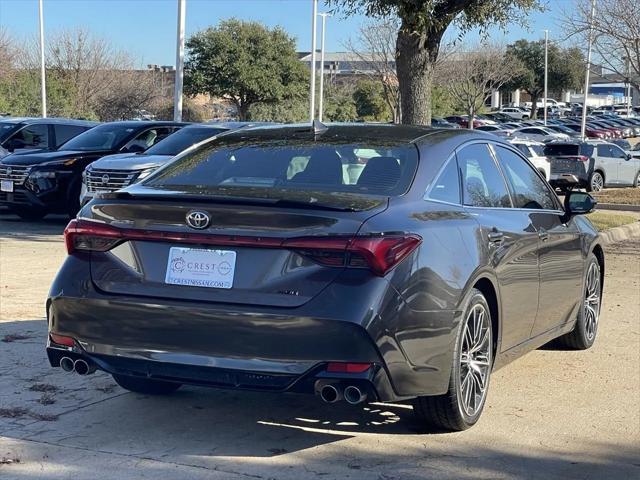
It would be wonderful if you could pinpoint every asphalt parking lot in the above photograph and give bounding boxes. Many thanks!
[0,212,639,480]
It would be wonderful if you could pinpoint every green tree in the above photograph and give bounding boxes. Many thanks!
[323,83,359,122]
[329,0,541,125]
[185,19,309,121]
[353,79,392,121]
[505,39,585,118]
[248,96,309,123]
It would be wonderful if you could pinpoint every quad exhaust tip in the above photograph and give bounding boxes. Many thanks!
[344,385,367,405]
[74,359,95,376]
[319,384,342,403]
[60,356,75,372]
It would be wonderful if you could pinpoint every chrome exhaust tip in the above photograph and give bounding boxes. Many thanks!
[73,359,96,376]
[344,385,367,405]
[319,384,342,403]
[60,356,75,372]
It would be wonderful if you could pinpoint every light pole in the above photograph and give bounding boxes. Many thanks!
[581,0,597,139]
[308,0,318,122]
[543,29,548,125]
[173,0,186,122]
[625,57,631,117]
[317,12,330,122]
[38,0,47,118]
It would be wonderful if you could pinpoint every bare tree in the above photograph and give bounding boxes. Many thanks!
[345,19,402,122]
[0,28,16,81]
[440,44,522,129]
[563,0,639,90]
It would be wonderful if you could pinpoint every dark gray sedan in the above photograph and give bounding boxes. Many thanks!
[47,123,604,431]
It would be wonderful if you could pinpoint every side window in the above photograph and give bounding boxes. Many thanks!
[494,146,557,210]
[124,128,170,151]
[457,143,511,208]
[54,125,87,147]
[520,128,535,134]
[609,145,627,159]
[10,124,49,149]
[428,157,460,204]
[596,145,612,157]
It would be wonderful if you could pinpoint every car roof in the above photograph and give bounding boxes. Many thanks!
[94,120,189,128]
[216,122,438,144]
[0,117,98,126]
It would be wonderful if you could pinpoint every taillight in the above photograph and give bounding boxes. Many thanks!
[64,219,123,254]
[65,219,421,276]
[577,155,590,162]
[284,234,421,276]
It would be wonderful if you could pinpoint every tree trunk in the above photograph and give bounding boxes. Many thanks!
[237,102,249,121]
[396,27,441,126]
[530,93,539,119]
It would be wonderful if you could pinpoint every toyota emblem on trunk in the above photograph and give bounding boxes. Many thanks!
[186,211,210,229]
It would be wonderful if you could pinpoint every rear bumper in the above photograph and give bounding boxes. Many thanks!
[47,255,458,401]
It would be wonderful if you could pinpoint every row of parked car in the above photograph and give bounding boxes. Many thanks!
[1,114,638,220]
[0,117,267,219]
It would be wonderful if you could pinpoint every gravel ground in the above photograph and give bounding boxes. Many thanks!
[0,212,639,480]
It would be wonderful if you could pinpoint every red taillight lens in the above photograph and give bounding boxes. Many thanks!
[64,219,123,254]
[577,155,590,162]
[49,333,75,347]
[65,219,421,276]
[284,234,421,276]
[326,362,372,373]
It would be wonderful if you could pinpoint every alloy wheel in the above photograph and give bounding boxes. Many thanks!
[584,262,601,341]
[591,173,604,191]
[459,303,492,417]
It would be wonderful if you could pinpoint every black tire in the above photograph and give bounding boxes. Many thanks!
[556,254,602,350]
[587,171,604,192]
[413,289,493,431]
[10,206,47,221]
[113,374,182,395]
[633,171,640,188]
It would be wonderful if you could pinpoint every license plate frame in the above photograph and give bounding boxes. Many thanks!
[165,247,237,289]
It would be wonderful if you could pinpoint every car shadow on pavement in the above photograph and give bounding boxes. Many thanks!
[0,212,68,240]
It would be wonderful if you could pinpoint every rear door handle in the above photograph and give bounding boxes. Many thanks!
[488,229,505,244]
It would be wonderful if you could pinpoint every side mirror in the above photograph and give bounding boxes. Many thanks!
[627,154,633,161]
[563,191,597,221]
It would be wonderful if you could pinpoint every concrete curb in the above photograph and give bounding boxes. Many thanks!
[600,220,640,245]
[597,203,640,212]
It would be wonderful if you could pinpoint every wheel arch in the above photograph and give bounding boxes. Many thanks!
[472,277,500,367]
[591,242,605,292]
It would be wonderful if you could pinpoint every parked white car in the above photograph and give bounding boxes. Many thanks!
[514,126,570,143]
[510,139,551,181]
[498,107,530,120]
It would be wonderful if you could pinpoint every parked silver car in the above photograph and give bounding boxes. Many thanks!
[514,126,570,143]
[546,140,640,191]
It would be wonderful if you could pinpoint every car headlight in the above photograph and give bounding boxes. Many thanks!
[29,170,57,179]
[135,167,157,183]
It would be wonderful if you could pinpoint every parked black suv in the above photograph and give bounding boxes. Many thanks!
[0,117,98,159]
[0,121,185,219]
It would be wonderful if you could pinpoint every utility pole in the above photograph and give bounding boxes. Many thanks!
[38,0,47,118]
[308,0,318,122]
[543,30,548,126]
[317,13,330,122]
[174,0,186,122]
[581,0,597,139]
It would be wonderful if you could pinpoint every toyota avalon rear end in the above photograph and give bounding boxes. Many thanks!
[47,124,435,409]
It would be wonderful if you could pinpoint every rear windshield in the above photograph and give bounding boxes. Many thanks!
[145,140,419,197]
[60,124,138,151]
[544,144,594,157]
[144,126,227,156]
